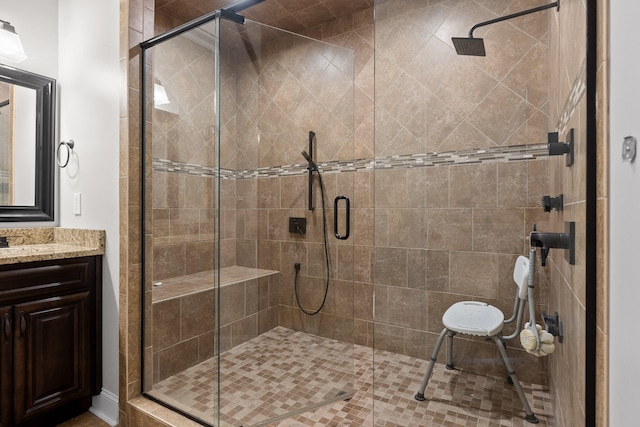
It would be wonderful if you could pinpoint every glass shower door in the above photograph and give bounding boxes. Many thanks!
[215,17,357,426]
[142,11,356,426]
[141,15,221,426]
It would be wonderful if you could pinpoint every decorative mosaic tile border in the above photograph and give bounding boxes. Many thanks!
[153,143,549,179]
[557,58,587,133]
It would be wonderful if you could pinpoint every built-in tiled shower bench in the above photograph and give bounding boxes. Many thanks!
[151,265,279,382]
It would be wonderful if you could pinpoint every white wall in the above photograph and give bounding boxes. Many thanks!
[2,1,120,424]
[57,0,120,424]
[609,2,640,426]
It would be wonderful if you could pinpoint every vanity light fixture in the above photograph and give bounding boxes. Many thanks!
[0,20,27,63]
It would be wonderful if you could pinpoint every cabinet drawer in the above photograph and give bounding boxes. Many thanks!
[0,258,95,305]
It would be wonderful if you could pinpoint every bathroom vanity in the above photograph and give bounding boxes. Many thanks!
[0,228,104,427]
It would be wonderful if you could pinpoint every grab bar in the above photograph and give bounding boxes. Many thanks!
[334,196,350,240]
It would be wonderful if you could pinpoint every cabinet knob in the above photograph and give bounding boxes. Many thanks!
[19,312,26,337]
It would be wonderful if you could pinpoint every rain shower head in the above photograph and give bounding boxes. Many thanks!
[452,0,559,56]
[452,37,486,56]
[301,151,318,171]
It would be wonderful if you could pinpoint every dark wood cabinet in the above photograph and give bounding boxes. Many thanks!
[0,256,102,427]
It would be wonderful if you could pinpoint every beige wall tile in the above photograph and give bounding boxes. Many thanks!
[426,209,473,251]
[425,167,449,207]
[219,282,246,326]
[479,22,538,81]
[407,249,427,291]
[467,84,534,146]
[502,43,549,109]
[388,209,428,249]
[157,338,199,381]
[181,290,215,340]
[449,252,499,299]
[373,247,407,287]
[372,322,404,354]
[473,208,525,254]
[242,279,259,317]
[152,299,180,350]
[438,122,493,152]
[426,250,449,292]
[169,209,199,243]
[497,159,549,209]
[450,164,497,208]
[231,314,258,347]
[374,169,407,208]
[153,244,185,281]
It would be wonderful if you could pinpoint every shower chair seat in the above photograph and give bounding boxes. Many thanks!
[442,301,504,337]
[414,254,539,424]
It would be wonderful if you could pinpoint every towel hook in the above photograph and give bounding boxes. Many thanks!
[56,140,74,168]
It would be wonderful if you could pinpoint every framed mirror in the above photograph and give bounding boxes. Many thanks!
[0,64,55,221]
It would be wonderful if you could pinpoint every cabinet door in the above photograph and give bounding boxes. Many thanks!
[12,292,90,425]
[0,306,11,427]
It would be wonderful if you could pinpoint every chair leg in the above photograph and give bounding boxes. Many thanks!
[491,336,539,424]
[415,328,448,401]
[446,330,456,370]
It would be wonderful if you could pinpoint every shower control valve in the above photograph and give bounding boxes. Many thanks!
[288,217,307,235]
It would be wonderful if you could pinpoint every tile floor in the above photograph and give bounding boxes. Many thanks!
[150,327,356,426]
[149,327,553,427]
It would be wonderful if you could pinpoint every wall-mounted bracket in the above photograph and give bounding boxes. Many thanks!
[542,311,563,343]
[547,129,574,166]
[542,194,564,212]
[220,0,267,23]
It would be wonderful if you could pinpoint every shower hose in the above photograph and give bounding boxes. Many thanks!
[294,167,330,315]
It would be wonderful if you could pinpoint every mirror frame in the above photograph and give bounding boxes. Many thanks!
[0,64,55,222]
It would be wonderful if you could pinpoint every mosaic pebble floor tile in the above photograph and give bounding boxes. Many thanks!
[150,327,553,426]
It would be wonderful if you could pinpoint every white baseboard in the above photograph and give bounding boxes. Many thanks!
[90,389,119,426]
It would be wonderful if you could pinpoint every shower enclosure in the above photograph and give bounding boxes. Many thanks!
[140,10,356,427]
[136,0,591,425]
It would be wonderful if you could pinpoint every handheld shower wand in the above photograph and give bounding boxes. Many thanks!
[295,135,331,316]
[301,150,318,172]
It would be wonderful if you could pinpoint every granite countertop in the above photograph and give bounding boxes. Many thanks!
[0,228,105,265]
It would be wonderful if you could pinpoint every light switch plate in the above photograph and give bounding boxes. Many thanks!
[73,193,82,215]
